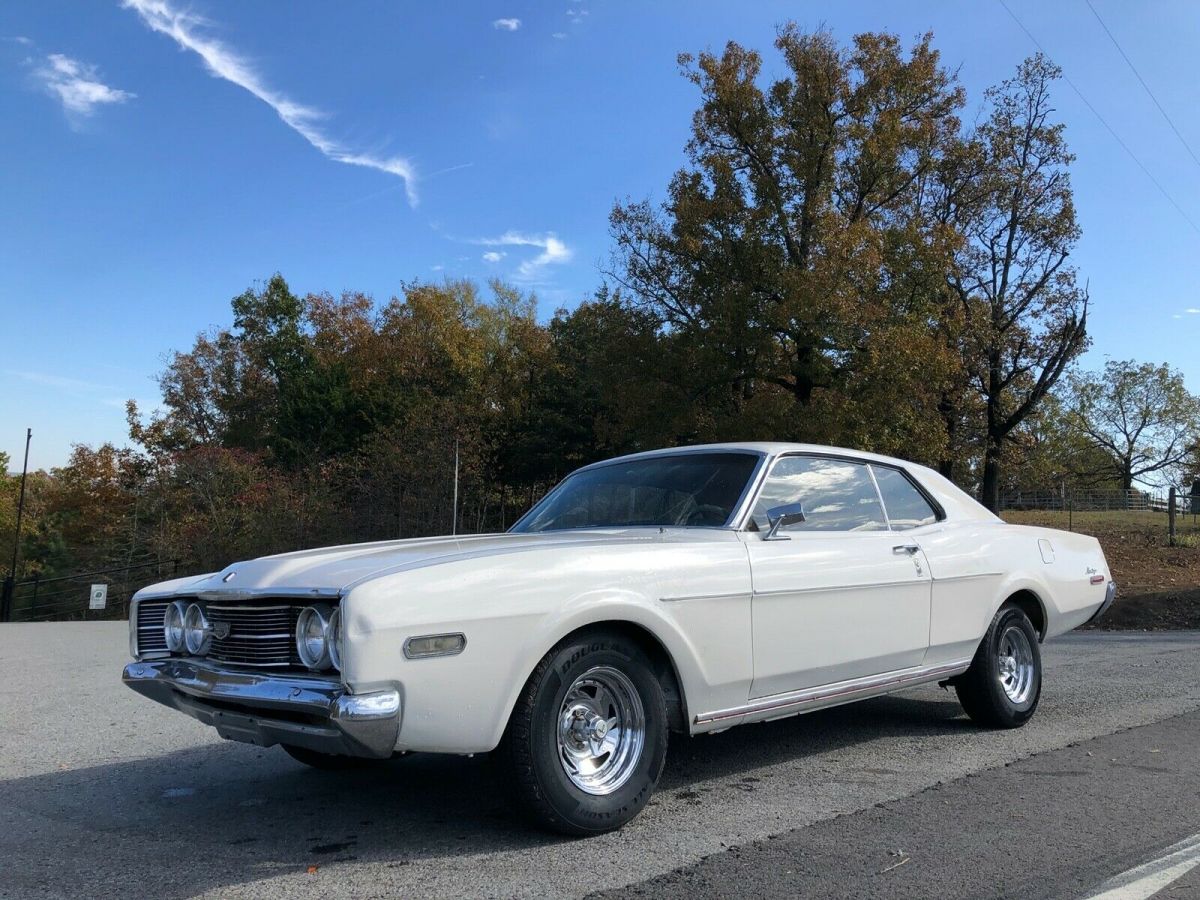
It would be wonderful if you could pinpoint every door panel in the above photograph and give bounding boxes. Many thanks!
[746,532,932,698]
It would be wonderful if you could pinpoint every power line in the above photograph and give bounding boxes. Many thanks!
[1084,0,1200,174]
[996,0,1200,237]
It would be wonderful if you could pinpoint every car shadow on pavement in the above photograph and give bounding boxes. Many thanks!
[1,692,972,898]
[659,691,973,790]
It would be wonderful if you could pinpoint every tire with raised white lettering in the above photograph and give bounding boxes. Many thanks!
[497,629,668,835]
[955,604,1042,728]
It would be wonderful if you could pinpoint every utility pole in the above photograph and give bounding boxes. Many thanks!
[2,428,32,622]
[451,438,460,536]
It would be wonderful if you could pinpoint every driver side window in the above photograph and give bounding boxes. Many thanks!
[750,456,887,533]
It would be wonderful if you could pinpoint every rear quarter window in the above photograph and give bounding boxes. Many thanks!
[872,466,939,531]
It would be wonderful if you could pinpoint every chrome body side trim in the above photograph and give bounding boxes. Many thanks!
[750,579,923,599]
[929,572,1004,584]
[660,591,751,604]
[694,659,972,725]
[122,658,400,758]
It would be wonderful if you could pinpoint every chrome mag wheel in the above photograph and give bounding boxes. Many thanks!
[557,665,646,795]
[997,624,1036,705]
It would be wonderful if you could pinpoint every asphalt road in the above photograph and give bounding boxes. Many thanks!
[2,624,1199,899]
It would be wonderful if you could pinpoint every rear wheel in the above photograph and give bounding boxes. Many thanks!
[497,629,668,835]
[955,604,1042,728]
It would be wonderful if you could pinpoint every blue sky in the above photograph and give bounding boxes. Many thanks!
[2,0,1199,470]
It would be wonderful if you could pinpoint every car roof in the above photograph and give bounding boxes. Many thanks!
[574,442,998,524]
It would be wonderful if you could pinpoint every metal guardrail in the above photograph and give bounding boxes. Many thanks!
[0,560,180,623]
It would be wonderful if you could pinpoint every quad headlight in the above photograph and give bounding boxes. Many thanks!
[183,602,212,655]
[163,599,189,652]
[296,603,334,671]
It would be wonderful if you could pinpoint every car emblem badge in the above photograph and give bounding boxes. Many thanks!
[212,621,231,640]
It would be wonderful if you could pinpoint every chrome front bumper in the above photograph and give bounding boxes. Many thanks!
[122,659,401,758]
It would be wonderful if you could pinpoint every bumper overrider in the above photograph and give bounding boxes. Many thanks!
[122,658,401,758]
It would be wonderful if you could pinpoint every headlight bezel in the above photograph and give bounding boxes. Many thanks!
[296,603,333,671]
[163,599,189,653]
[183,602,212,655]
[327,605,343,672]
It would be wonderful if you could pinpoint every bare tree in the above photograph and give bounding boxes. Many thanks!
[1067,360,1200,490]
[943,55,1089,509]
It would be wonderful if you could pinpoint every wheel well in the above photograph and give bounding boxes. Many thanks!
[559,621,689,733]
[1004,590,1046,640]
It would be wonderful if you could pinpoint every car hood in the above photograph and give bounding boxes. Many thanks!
[139,529,732,600]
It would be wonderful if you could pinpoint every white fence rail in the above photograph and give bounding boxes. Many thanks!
[996,488,1185,512]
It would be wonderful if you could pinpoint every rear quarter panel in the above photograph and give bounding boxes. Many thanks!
[1018,526,1112,637]
[923,522,1111,664]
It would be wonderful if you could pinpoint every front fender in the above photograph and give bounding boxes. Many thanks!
[339,538,752,753]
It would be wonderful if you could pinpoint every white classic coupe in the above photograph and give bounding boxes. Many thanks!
[124,443,1115,833]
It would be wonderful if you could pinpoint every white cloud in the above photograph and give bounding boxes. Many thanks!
[34,53,134,119]
[123,0,418,206]
[552,32,568,40]
[1186,308,1200,314]
[9,36,34,46]
[431,264,444,271]
[475,231,572,279]
[482,251,505,263]
[492,18,521,31]
[6,370,117,393]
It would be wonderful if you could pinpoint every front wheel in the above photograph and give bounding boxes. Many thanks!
[497,629,668,835]
[955,604,1042,728]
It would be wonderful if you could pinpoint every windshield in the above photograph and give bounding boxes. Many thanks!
[510,452,761,533]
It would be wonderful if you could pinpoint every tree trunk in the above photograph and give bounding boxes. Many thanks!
[981,443,1002,512]
[937,390,958,482]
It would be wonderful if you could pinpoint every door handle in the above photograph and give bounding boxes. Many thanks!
[893,544,920,555]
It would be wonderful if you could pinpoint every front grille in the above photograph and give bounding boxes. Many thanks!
[206,603,302,668]
[136,601,169,655]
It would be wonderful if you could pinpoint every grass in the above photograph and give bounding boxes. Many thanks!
[1001,508,1200,539]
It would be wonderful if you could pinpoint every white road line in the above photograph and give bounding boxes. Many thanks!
[1084,833,1200,899]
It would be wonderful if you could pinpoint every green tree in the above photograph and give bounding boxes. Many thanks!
[610,27,967,462]
[1066,360,1200,490]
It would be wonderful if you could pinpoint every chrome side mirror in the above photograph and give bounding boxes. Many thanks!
[764,502,805,540]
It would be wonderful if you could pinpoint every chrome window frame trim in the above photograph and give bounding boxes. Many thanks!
[509,448,769,533]
[735,451,948,534]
